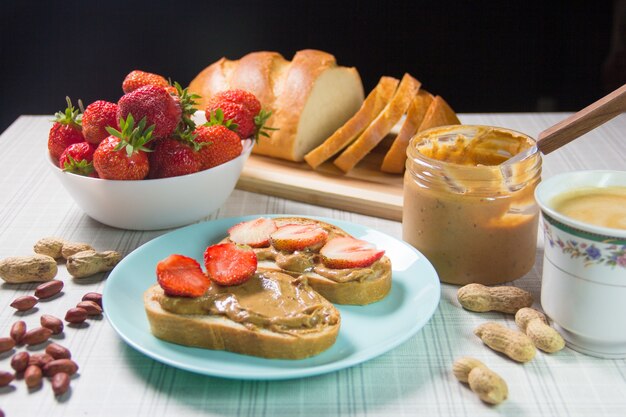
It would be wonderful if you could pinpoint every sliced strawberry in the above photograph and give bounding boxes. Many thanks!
[156,254,210,297]
[228,217,277,248]
[204,243,257,286]
[320,237,385,269]
[270,224,328,252]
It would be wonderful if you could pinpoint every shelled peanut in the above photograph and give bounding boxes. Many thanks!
[453,356,508,405]
[1,317,87,397]
[457,283,533,314]
[0,287,102,400]
[474,322,536,363]
[34,280,64,299]
[10,295,38,311]
[515,308,565,353]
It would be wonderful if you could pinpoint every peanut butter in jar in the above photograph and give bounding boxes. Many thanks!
[403,125,542,285]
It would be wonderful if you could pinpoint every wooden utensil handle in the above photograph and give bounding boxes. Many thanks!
[538,83,626,154]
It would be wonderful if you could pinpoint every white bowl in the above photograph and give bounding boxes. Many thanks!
[49,140,253,230]
[535,170,626,358]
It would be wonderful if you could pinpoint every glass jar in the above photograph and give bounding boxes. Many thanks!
[403,125,542,285]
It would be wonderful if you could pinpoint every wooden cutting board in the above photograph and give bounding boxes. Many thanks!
[235,135,404,221]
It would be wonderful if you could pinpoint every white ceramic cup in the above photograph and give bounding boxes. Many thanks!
[535,170,626,358]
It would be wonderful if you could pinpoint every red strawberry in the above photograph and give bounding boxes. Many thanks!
[59,142,97,177]
[193,124,242,170]
[205,89,275,140]
[93,114,154,180]
[203,243,257,286]
[228,218,277,248]
[270,224,328,252]
[319,237,385,269]
[148,137,201,179]
[82,100,119,145]
[48,97,84,160]
[122,70,170,94]
[117,85,181,139]
[156,254,210,297]
[213,89,261,116]
[208,101,255,139]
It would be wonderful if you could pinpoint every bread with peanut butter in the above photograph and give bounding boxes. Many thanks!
[225,217,392,305]
[145,264,340,359]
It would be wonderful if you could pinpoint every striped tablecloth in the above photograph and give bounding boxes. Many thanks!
[0,114,625,417]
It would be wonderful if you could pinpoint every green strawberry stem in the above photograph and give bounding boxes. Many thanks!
[254,109,278,142]
[205,109,238,132]
[62,155,95,177]
[171,124,210,152]
[173,81,201,131]
[53,96,82,128]
[105,113,155,157]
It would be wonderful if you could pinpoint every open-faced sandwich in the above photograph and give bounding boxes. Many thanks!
[144,243,341,359]
[225,217,392,305]
[144,217,390,359]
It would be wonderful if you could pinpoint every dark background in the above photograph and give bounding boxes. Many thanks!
[1,1,623,132]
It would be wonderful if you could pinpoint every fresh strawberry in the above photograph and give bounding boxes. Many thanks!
[48,97,84,160]
[205,89,276,140]
[270,224,329,252]
[148,137,201,179]
[59,142,97,177]
[93,114,154,180]
[122,70,170,94]
[207,101,254,139]
[156,254,210,297]
[117,85,181,139]
[212,89,261,116]
[319,237,385,269]
[228,218,277,248]
[192,124,242,170]
[81,100,119,145]
[203,243,257,286]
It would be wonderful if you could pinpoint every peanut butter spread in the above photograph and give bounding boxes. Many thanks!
[417,126,532,166]
[159,270,339,334]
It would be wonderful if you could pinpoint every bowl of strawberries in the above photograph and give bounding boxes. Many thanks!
[47,71,272,231]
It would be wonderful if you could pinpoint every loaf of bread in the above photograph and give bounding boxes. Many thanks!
[189,50,364,162]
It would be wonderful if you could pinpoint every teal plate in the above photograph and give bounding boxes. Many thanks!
[103,215,441,380]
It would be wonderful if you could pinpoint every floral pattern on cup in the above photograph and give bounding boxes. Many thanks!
[544,222,626,269]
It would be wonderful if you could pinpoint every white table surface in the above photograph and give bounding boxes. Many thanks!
[0,113,625,417]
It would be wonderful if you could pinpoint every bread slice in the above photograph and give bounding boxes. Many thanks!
[303,76,399,169]
[226,217,392,306]
[380,90,434,174]
[189,50,364,162]
[144,271,341,359]
[333,73,421,173]
[417,95,461,132]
